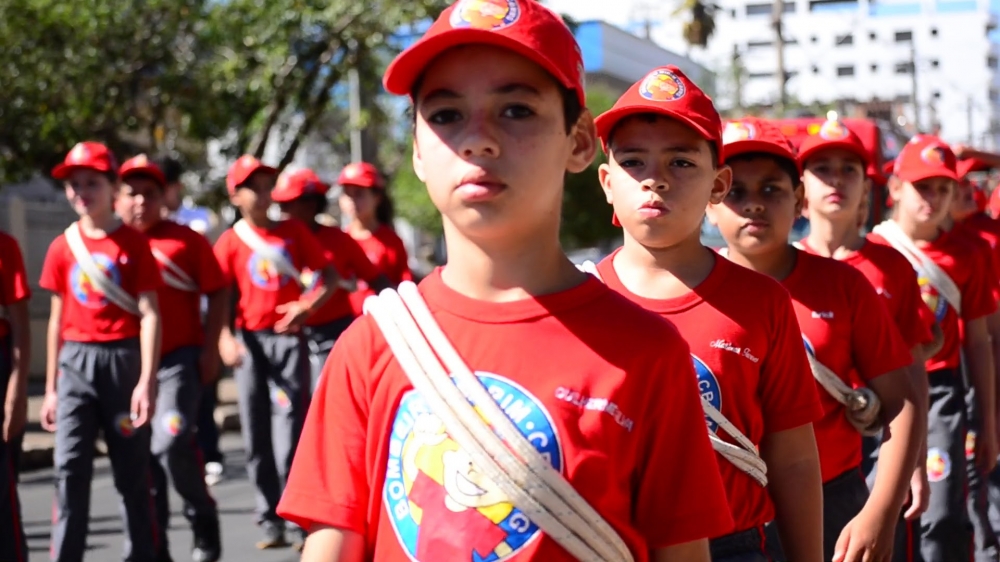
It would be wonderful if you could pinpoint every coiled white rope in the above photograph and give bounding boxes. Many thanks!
[364,284,633,562]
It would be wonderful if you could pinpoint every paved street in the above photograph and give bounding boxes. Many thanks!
[18,433,301,562]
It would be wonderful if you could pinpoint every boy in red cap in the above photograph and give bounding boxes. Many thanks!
[709,125,922,561]
[0,223,30,561]
[277,1,734,561]
[272,168,390,392]
[40,141,164,562]
[591,72,824,561]
[338,162,413,316]
[213,155,336,549]
[115,155,225,562]
[867,137,999,561]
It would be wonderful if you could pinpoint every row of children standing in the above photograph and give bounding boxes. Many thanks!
[0,138,411,560]
[273,1,1000,561]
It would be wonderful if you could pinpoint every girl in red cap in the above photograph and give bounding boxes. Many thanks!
[40,141,164,562]
[710,126,922,562]
[337,162,413,315]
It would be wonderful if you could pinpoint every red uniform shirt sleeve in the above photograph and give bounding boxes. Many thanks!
[0,236,31,305]
[963,246,999,322]
[293,222,332,273]
[897,267,934,347]
[39,237,67,295]
[346,237,383,283]
[131,238,163,294]
[212,231,236,285]
[388,234,413,283]
[851,272,913,380]
[194,233,228,294]
[278,318,373,533]
[633,338,734,547]
[759,291,823,433]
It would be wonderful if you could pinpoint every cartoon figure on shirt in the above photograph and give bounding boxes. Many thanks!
[692,355,722,433]
[70,253,121,308]
[247,244,294,291]
[917,276,948,321]
[449,0,521,31]
[385,371,562,561]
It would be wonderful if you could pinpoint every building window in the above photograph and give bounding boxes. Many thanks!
[933,91,941,99]
[991,89,1000,102]
[811,35,819,43]
[869,31,877,40]
[837,66,855,76]
[930,59,939,68]
[731,9,737,17]
[989,56,999,69]
[749,71,776,79]
[746,2,794,15]
[870,63,878,72]
[813,65,820,73]
[895,61,914,74]
[809,0,859,11]
[836,33,854,45]
[747,40,774,49]
[894,94,912,103]
[930,27,938,37]
[895,30,913,42]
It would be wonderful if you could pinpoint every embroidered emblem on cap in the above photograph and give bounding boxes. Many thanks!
[818,120,850,140]
[449,0,520,30]
[921,144,947,165]
[132,154,149,166]
[638,69,686,102]
[275,174,289,191]
[723,122,756,144]
[69,143,91,163]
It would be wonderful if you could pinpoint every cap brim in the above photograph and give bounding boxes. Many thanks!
[798,141,872,168]
[121,167,167,186]
[596,106,722,164]
[724,140,799,171]
[896,169,961,183]
[384,29,580,105]
[52,163,111,180]
[957,158,991,177]
[270,190,301,203]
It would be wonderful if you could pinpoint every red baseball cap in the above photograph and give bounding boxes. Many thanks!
[722,117,798,169]
[383,0,585,107]
[338,162,385,189]
[594,66,723,164]
[892,138,960,183]
[226,155,277,195]
[272,168,330,202]
[119,154,167,186]
[52,142,118,180]
[797,119,871,168]
[957,157,991,178]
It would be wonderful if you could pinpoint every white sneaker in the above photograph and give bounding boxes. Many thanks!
[205,461,225,486]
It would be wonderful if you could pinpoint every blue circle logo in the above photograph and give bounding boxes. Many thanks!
[384,372,561,561]
[802,335,817,357]
[70,253,121,309]
[247,245,293,291]
[692,355,722,433]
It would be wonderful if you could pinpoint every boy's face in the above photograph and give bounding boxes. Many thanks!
[802,148,867,220]
[950,181,977,221]
[890,176,954,226]
[411,44,596,240]
[278,197,315,224]
[64,169,115,218]
[599,116,729,249]
[339,185,378,222]
[230,171,275,221]
[707,156,802,255]
[116,176,164,231]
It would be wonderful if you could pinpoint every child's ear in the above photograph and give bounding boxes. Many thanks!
[794,183,806,216]
[412,138,426,182]
[598,162,614,205]
[566,110,597,174]
[710,165,733,205]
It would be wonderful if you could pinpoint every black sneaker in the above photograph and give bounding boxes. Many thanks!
[191,515,222,562]
[293,528,308,552]
[255,520,289,550]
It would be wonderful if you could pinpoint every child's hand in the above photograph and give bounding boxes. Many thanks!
[833,506,894,562]
[275,301,311,334]
[199,347,221,385]
[979,425,998,473]
[219,333,246,368]
[130,379,156,428]
[40,391,58,432]
[904,466,930,520]
[3,383,27,442]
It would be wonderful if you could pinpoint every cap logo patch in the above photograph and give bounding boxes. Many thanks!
[818,120,849,141]
[132,154,149,167]
[638,69,686,102]
[921,144,947,165]
[723,122,756,144]
[450,0,520,31]
[276,174,289,191]
[69,143,91,163]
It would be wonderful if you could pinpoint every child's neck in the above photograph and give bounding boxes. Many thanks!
[893,214,940,242]
[726,244,798,282]
[615,233,715,300]
[78,211,119,237]
[242,213,273,229]
[438,221,583,302]
[805,214,865,259]
[348,216,379,237]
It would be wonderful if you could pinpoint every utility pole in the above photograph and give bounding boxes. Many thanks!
[732,44,745,112]
[348,67,362,163]
[772,0,788,115]
[968,95,975,144]
[910,41,920,132]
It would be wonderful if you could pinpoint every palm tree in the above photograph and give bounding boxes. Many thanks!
[673,0,718,52]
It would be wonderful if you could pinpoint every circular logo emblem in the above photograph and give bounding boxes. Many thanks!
[921,144,947,165]
[247,245,293,291]
[802,335,817,357]
[638,69,686,102]
[818,120,850,141]
[162,410,184,437]
[692,355,722,433]
[115,413,135,438]
[723,122,756,145]
[271,386,291,409]
[917,276,948,321]
[927,447,951,482]
[450,0,520,31]
[966,430,977,460]
[70,253,121,309]
[384,372,561,561]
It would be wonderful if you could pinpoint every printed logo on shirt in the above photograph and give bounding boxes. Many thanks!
[927,447,951,482]
[384,371,562,562]
[693,355,722,433]
[247,244,294,291]
[449,0,520,31]
[162,410,185,437]
[270,385,292,409]
[638,69,686,102]
[966,431,977,461]
[70,253,121,309]
[300,268,319,293]
[917,276,948,321]
[114,413,135,438]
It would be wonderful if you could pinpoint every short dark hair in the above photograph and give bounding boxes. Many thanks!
[121,171,165,189]
[305,193,328,215]
[725,152,801,189]
[155,156,184,184]
[606,113,719,168]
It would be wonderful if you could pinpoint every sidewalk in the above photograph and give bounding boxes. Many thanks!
[18,377,242,472]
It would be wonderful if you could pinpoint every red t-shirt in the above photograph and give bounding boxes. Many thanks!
[955,217,1000,300]
[213,220,331,331]
[597,250,821,534]
[870,227,998,372]
[278,270,734,561]
[349,225,413,316]
[40,223,162,342]
[145,220,227,355]
[0,232,31,340]
[304,224,382,326]
[800,237,934,349]
[781,250,913,482]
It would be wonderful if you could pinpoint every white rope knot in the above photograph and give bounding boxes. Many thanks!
[844,387,883,437]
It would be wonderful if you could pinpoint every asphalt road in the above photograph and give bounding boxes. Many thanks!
[18,433,301,562]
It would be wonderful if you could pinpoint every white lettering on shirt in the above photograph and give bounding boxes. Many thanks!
[876,288,892,299]
[811,311,834,319]
[709,339,760,364]
[553,387,634,432]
